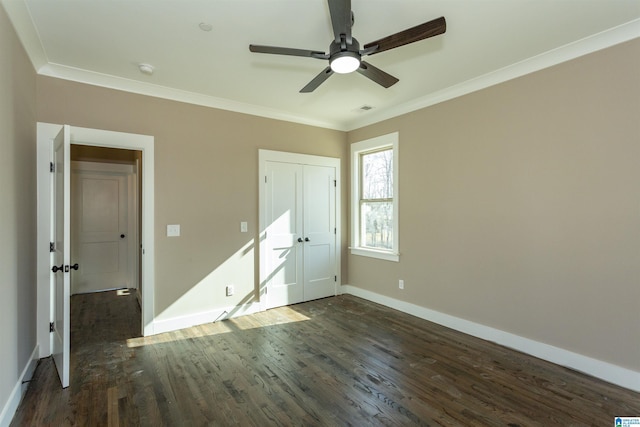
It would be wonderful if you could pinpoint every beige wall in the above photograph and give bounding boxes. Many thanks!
[37,77,348,321]
[347,39,640,371]
[8,5,635,400]
[0,3,37,414]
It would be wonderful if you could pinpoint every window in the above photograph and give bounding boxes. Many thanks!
[351,132,399,261]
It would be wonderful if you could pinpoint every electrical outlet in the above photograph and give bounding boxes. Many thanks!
[226,285,235,296]
[399,279,404,290]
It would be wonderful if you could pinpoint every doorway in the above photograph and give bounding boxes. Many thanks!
[71,146,141,302]
[37,123,155,387]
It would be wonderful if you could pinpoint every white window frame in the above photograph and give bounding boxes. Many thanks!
[350,132,399,262]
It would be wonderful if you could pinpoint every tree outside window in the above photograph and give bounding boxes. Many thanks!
[360,148,393,250]
[351,132,398,262]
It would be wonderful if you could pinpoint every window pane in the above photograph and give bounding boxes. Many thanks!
[361,201,393,249]
[362,149,393,200]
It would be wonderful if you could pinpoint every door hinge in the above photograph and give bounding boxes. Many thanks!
[334,228,336,234]
[334,275,337,282]
[265,176,267,183]
[334,179,337,187]
[50,242,55,252]
[49,322,54,333]
[49,162,55,173]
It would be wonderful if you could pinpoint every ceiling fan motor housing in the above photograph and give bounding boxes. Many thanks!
[330,37,360,55]
[329,38,361,73]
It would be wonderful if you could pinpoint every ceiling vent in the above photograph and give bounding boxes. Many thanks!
[354,105,374,113]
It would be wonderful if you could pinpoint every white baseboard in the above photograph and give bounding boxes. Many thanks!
[152,302,263,335]
[0,345,39,427]
[341,285,640,392]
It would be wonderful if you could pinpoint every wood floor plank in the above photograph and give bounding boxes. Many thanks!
[10,291,640,426]
[107,386,119,427]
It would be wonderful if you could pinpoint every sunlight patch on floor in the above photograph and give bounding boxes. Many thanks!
[126,306,311,348]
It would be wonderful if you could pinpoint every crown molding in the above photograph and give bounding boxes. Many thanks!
[38,62,343,130]
[4,0,638,133]
[345,19,640,131]
[1,0,48,70]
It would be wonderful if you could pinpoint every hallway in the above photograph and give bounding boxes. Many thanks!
[12,290,140,425]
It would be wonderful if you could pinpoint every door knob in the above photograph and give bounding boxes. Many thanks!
[304,237,310,242]
[297,237,303,243]
[51,264,63,273]
[120,234,126,239]
[70,263,79,270]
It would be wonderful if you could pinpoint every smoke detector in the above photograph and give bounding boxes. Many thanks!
[138,63,154,75]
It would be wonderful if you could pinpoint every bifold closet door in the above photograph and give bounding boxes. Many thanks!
[264,161,336,309]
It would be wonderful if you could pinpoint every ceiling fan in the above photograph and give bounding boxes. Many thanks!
[249,0,446,93]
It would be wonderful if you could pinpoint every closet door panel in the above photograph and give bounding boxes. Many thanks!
[264,161,304,308]
[303,165,336,301]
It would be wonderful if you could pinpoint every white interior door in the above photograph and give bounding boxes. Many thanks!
[264,161,304,309]
[261,152,338,310]
[52,125,70,388]
[302,164,336,301]
[71,167,129,294]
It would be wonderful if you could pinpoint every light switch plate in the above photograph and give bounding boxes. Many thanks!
[167,224,180,237]
[240,221,248,233]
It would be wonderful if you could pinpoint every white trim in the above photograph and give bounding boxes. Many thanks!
[259,149,342,168]
[0,345,39,427]
[350,133,399,262]
[345,20,640,130]
[341,285,640,393]
[0,0,48,71]
[152,303,263,335]
[128,164,139,292]
[37,123,156,351]
[350,247,399,262]
[36,125,55,357]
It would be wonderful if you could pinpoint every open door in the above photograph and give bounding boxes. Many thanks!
[51,125,71,388]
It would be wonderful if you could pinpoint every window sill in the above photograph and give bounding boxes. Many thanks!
[350,247,399,262]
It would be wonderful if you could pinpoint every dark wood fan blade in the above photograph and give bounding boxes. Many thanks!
[249,45,328,59]
[328,0,352,43]
[300,67,334,93]
[357,61,399,88]
[364,16,446,55]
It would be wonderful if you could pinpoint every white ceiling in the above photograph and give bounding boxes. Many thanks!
[4,0,640,130]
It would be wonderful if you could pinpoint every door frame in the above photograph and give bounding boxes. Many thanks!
[37,123,156,358]
[258,149,341,307]
[71,160,139,295]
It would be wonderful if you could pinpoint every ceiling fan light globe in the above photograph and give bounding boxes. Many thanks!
[330,55,360,74]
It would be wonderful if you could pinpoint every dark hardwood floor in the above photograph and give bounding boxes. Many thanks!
[12,291,640,426]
